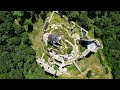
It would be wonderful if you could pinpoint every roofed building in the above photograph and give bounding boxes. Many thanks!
[48,34,61,47]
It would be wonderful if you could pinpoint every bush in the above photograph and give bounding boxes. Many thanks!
[86,70,92,78]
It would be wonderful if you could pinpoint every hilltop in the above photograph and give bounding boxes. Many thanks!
[29,11,112,79]
[1,11,119,79]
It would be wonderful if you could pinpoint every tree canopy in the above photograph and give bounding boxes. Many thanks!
[0,11,49,79]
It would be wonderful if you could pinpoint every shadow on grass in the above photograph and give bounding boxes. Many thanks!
[85,51,94,58]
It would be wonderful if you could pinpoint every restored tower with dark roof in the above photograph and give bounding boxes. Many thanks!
[48,34,61,47]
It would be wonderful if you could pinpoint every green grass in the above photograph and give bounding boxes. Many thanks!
[74,27,80,34]
[80,45,86,53]
[44,54,49,62]
[53,18,61,23]
[29,16,44,58]
[88,27,94,38]
[52,47,63,54]
[67,64,80,75]
[47,43,53,48]
[54,65,58,70]
[67,47,73,54]
[60,15,73,27]
[75,51,112,79]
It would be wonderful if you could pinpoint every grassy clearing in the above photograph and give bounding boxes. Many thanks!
[83,54,103,78]
[29,16,44,58]
[67,64,80,75]
[73,51,112,79]
[53,13,61,23]
[58,65,81,79]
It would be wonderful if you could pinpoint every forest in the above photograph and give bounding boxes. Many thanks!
[0,11,49,79]
[0,11,120,79]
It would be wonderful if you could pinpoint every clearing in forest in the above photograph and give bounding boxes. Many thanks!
[29,11,112,79]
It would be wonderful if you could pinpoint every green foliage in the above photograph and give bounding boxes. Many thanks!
[7,37,21,45]
[21,32,32,45]
[24,19,32,25]
[54,65,58,70]
[0,11,49,79]
[8,69,24,79]
[94,26,102,38]
[92,11,120,79]
[67,47,72,54]
[68,11,79,21]
[40,11,48,21]
[65,11,94,30]
[78,11,94,30]
[24,63,49,79]
[12,11,24,18]
[14,24,25,36]
[86,70,92,78]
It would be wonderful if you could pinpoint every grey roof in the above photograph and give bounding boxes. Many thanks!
[48,34,61,44]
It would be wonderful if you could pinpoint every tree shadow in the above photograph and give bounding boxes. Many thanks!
[27,24,33,33]
[55,76,59,78]
[19,16,25,26]
[19,11,31,26]
[79,40,87,48]
[78,57,83,61]
[81,25,89,31]
[24,11,31,19]
[31,15,37,23]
